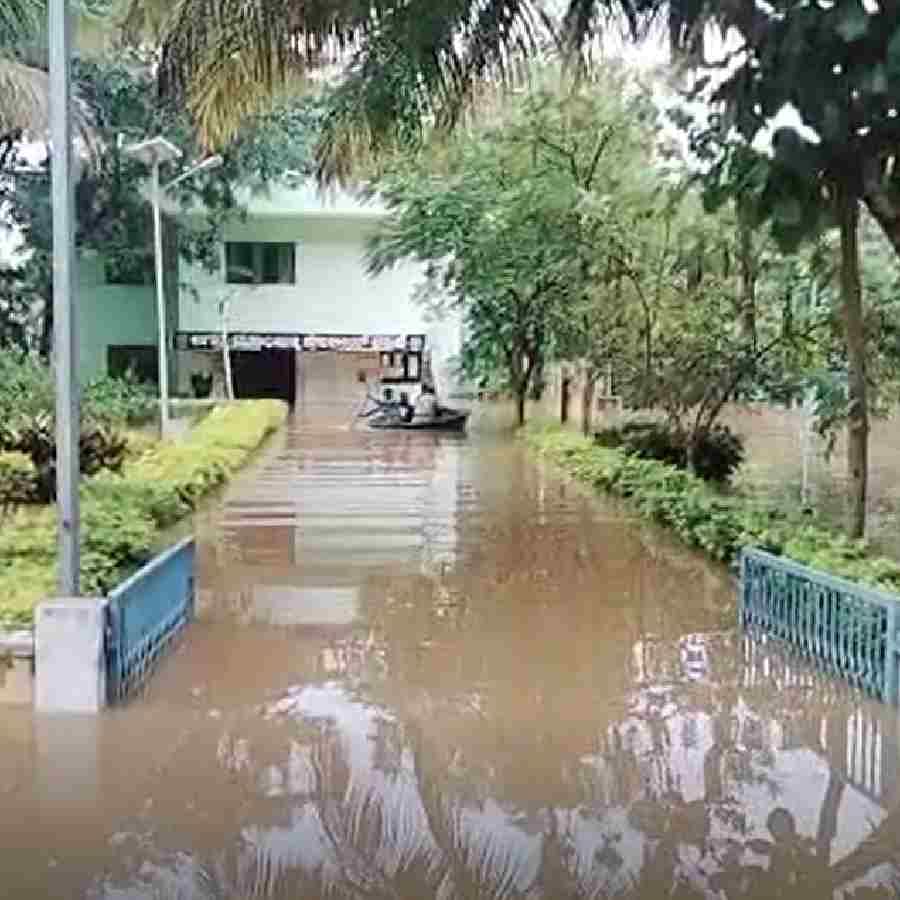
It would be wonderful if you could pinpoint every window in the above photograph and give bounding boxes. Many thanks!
[226,242,296,285]
[380,351,423,383]
[108,345,158,385]
[104,249,154,285]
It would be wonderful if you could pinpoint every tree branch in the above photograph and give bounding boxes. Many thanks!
[583,126,615,191]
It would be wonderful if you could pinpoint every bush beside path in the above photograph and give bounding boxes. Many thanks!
[0,400,287,629]
[524,424,900,594]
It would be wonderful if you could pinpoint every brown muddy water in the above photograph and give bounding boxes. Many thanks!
[3,401,900,899]
[722,405,900,560]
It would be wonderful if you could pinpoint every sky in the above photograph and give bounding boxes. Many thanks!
[602,23,818,161]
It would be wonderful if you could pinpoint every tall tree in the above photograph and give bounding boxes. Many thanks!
[677,1,900,537]
[369,76,657,426]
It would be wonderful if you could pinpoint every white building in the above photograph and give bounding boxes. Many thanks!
[174,182,463,408]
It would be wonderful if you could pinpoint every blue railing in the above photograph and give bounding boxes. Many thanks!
[106,537,196,703]
[740,547,900,703]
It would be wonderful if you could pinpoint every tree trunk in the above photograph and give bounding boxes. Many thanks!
[838,186,868,539]
[39,295,53,359]
[582,368,596,437]
[863,186,900,261]
[685,432,699,476]
[516,389,526,427]
[739,218,757,349]
[560,370,571,425]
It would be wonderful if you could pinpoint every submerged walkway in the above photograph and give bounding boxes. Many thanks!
[1,406,900,898]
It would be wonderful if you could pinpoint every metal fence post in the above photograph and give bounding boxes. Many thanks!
[886,601,898,704]
[739,549,749,630]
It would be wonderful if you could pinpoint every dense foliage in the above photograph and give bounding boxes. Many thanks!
[0,53,322,354]
[526,425,900,592]
[370,75,661,425]
[0,399,287,628]
[372,75,836,449]
[673,0,900,536]
[0,451,37,506]
[595,418,745,484]
[0,350,155,500]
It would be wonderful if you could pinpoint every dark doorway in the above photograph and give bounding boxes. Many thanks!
[108,345,158,385]
[231,349,297,405]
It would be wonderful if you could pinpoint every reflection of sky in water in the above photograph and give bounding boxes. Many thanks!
[75,424,900,899]
[256,684,541,894]
[232,680,894,897]
[249,587,360,627]
[84,648,900,899]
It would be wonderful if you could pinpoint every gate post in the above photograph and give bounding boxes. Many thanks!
[739,550,750,629]
[35,598,107,713]
[887,601,899,704]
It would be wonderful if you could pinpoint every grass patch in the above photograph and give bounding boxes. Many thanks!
[524,424,900,592]
[0,400,287,628]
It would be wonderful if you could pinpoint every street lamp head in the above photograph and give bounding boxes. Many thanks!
[163,154,225,192]
[123,136,183,167]
[194,154,224,174]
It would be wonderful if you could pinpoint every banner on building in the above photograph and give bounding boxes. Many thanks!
[178,332,426,353]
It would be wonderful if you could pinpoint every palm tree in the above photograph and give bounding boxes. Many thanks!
[0,0,50,138]
[122,0,704,183]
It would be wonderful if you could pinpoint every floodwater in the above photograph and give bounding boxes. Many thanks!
[3,397,900,899]
[722,404,900,560]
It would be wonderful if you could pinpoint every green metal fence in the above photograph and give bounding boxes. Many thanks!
[740,548,900,703]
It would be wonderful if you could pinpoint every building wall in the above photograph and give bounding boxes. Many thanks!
[78,253,157,381]
[178,216,462,395]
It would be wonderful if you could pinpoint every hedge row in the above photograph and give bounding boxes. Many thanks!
[0,400,288,628]
[524,425,900,593]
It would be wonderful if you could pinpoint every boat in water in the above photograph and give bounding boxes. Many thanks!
[367,407,470,432]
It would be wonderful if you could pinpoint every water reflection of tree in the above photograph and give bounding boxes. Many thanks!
[102,607,900,897]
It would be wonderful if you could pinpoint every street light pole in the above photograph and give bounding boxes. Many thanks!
[150,160,170,437]
[49,0,80,595]
[123,141,222,438]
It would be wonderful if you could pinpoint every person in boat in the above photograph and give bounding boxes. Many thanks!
[398,391,415,423]
[413,383,438,422]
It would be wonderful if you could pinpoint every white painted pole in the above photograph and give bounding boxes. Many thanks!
[801,397,810,507]
[151,162,171,437]
[49,0,80,594]
[221,296,234,401]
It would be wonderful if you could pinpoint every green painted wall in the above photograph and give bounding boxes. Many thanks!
[77,252,157,382]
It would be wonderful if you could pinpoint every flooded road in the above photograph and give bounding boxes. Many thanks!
[3,404,900,898]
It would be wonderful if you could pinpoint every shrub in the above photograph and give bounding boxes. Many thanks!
[0,400,288,628]
[0,350,154,429]
[0,350,53,427]
[690,425,746,484]
[83,373,156,426]
[525,424,900,593]
[595,418,745,484]
[0,452,39,507]
[0,561,56,629]
[2,412,129,501]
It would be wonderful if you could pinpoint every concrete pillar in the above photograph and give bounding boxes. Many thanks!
[35,598,107,713]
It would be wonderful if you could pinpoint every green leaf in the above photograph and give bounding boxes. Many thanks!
[834,0,869,42]
[887,26,900,77]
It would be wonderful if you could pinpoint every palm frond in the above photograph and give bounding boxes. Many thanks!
[0,55,49,134]
[0,0,42,49]
[150,0,376,151]
[146,0,672,181]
